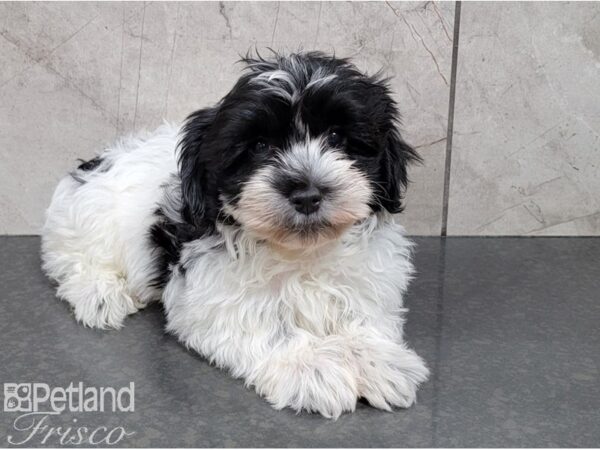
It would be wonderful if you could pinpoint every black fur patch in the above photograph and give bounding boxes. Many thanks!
[70,156,110,184]
[77,156,105,172]
[148,209,204,288]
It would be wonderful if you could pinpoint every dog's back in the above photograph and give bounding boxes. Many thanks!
[41,124,179,328]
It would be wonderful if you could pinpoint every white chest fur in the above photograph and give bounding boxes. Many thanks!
[163,214,413,358]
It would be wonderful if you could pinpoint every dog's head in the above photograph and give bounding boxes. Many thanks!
[178,51,419,249]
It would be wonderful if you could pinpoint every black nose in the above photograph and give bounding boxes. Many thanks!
[289,186,322,215]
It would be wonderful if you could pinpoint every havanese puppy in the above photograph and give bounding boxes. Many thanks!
[42,51,429,418]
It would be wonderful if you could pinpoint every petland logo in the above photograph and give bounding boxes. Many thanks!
[3,382,135,445]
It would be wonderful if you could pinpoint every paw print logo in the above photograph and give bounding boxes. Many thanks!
[4,383,32,412]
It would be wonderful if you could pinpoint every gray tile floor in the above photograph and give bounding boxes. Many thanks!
[1,236,599,447]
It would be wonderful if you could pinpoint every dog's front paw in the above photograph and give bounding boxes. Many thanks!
[254,338,359,419]
[358,347,429,411]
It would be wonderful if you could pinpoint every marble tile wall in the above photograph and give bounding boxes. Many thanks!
[448,2,600,235]
[1,2,598,236]
[0,1,452,235]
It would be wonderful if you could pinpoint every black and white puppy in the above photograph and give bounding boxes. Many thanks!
[42,51,429,418]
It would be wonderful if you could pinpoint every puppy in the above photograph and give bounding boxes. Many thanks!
[42,51,429,418]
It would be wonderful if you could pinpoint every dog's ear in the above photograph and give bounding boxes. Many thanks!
[376,130,420,214]
[178,107,219,227]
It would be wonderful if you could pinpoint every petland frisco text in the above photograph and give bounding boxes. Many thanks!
[4,382,135,445]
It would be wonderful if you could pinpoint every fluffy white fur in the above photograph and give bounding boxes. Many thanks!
[42,125,429,419]
[42,125,178,328]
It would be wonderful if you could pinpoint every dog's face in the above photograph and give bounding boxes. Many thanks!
[178,52,418,249]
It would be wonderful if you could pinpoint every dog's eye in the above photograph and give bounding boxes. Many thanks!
[327,131,343,148]
[255,140,268,152]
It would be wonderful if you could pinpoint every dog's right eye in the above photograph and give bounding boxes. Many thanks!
[255,140,268,152]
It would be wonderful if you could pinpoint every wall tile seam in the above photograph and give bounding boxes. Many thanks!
[441,1,461,237]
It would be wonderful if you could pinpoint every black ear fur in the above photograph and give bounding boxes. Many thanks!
[178,107,219,227]
[377,130,420,214]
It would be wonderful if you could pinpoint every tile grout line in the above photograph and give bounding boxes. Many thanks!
[132,2,148,131]
[164,3,181,119]
[441,1,462,237]
[115,4,126,139]
[431,237,448,447]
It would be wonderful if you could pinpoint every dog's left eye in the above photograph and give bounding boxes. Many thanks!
[327,131,343,148]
